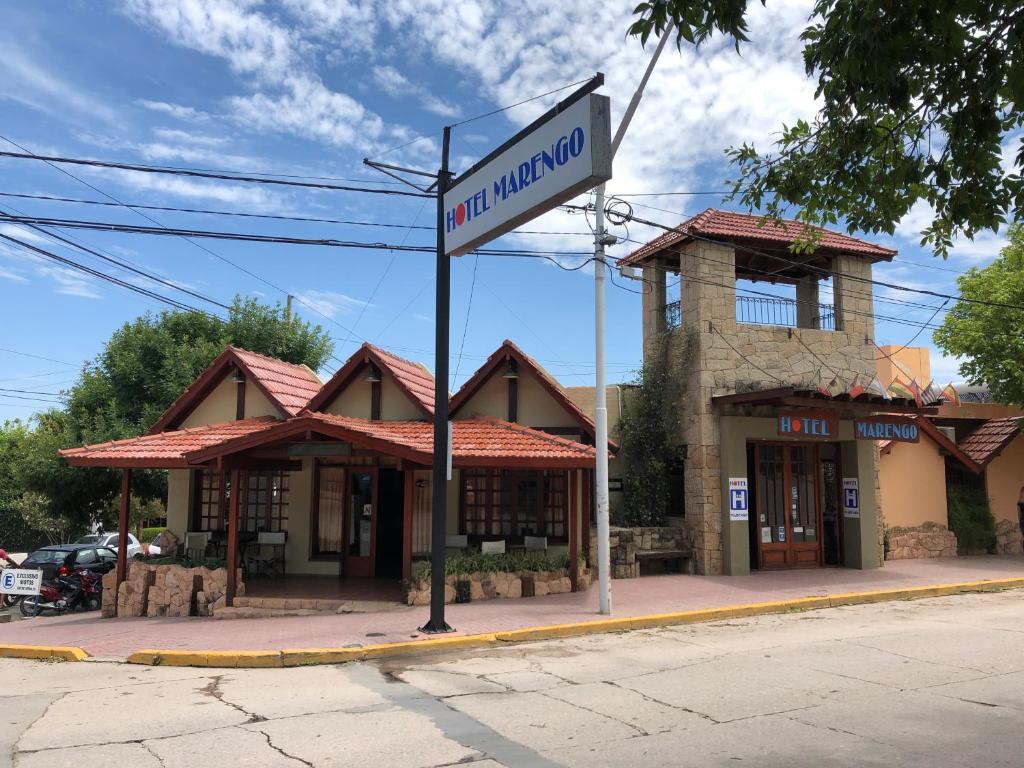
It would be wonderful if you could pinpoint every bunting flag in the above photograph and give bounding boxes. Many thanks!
[846,374,866,399]
[816,373,836,398]
[908,378,924,407]
[866,376,892,400]
[921,380,941,405]
[888,378,914,401]
[939,383,961,406]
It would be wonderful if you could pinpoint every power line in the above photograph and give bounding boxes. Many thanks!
[0,387,65,396]
[452,255,479,387]
[0,191,591,236]
[0,346,77,366]
[0,150,434,198]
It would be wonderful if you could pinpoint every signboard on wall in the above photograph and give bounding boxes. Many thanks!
[728,478,749,521]
[777,410,839,439]
[443,93,612,256]
[842,478,860,518]
[854,415,919,443]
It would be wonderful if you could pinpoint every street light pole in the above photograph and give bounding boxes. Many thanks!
[592,24,674,616]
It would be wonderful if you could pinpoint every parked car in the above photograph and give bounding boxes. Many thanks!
[74,532,142,559]
[20,544,118,581]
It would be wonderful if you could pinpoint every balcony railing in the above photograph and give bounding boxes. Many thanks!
[736,295,835,331]
[662,296,835,331]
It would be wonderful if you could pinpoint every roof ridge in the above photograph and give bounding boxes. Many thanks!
[468,414,592,453]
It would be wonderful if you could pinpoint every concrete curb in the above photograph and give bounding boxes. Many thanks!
[0,644,89,662]
[120,576,1024,668]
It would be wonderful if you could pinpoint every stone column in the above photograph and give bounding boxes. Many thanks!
[641,260,667,365]
[795,275,820,329]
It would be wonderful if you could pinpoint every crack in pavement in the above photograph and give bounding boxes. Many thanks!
[604,680,720,724]
[199,675,267,723]
[848,639,991,676]
[141,740,169,768]
[13,690,66,757]
[259,729,315,767]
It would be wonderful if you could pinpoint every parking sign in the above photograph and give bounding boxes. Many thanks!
[0,569,42,596]
[843,478,860,518]
[728,478,749,521]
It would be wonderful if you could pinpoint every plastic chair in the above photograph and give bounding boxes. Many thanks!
[245,531,286,577]
[184,531,210,561]
[481,540,506,555]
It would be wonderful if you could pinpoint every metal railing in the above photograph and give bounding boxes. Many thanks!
[736,295,835,331]
[663,300,681,329]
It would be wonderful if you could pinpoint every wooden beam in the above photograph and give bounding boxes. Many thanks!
[226,469,240,606]
[235,374,246,420]
[507,373,518,423]
[402,469,414,582]
[569,469,578,592]
[115,468,132,614]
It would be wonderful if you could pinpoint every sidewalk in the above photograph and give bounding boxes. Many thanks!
[3,556,1022,662]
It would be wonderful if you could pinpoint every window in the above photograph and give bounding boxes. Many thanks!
[241,471,290,533]
[194,469,224,531]
[314,466,345,556]
[75,549,97,565]
[460,469,569,542]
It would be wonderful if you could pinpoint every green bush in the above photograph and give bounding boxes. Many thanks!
[140,526,165,543]
[133,553,227,570]
[413,550,572,581]
[947,485,997,554]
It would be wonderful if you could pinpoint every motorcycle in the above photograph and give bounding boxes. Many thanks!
[20,568,102,617]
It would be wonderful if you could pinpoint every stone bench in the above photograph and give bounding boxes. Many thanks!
[636,549,693,575]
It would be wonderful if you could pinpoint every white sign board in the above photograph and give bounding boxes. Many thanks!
[728,477,749,521]
[443,93,612,256]
[0,568,42,596]
[843,478,860,518]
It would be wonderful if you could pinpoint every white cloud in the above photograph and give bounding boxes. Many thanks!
[373,65,461,118]
[104,168,284,210]
[137,100,209,122]
[293,290,368,319]
[0,44,118,124]
[0,266,28,283]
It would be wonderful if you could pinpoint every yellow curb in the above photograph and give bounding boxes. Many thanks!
[0,644,88,662]
[125,576,1024,668]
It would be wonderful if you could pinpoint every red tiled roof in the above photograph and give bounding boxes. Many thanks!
[307,342,435,417]
[231,347,322,416]
[959,417,1022,466]
[620,208,897,266]
[878,417,982,474]
[60,417,278,468]
[450,339,611,447]
[147,346,321,433]
[186,412,596,468]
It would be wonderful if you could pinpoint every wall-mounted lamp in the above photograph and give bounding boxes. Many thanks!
[415,479,428,489]
[229,369,245,383]
[502,359,519,379]
[365,366,382,383]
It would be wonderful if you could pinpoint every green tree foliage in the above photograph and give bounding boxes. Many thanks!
[616,337,689,527]
[2,297,333,536]
[629,1,1024,256]
[933,224,1024,405]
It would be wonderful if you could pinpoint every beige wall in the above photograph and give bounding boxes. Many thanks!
[165,469,192,537]
[457,373,508,421]
[180,379,278,428]
[876,345,931,386]
[457,369,580,429]
[321,376,425,420]
[879,439,948,528]
[986,434,1024,523]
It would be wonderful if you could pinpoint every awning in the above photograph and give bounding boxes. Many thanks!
[712,386,938,415]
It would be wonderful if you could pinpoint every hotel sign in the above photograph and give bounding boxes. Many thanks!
[777,411,838,439]
[443,93,612,256]
[854,416,919,443]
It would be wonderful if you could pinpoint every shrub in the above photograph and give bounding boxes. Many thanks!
[133,553,227,570]
[947,485,996,554]
[140,526,165,543]
[413,550,572,581]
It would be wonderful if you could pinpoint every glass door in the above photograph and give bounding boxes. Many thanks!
[756,445,788,569]
[345,470,376,577]
[755,444,824,569]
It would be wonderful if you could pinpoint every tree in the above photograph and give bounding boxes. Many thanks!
[21,297,333,532]
[629,1,1024,256]
[934,223,1024,405]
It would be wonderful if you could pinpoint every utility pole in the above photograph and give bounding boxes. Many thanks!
[422,126,454,634]
[285,294,293,322]
[593,24,674,616]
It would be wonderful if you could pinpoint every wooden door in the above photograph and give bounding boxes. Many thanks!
[755,444,823,569]
[344,469,377,578]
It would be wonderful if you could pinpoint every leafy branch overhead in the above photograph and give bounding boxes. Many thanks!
[629,1,1024,256]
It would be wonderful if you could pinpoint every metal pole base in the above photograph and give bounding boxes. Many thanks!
[419,620,455,634]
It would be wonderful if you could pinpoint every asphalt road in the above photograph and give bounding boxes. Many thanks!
[2,590,1023,767]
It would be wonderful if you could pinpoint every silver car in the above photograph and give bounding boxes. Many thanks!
[74,532,142,559]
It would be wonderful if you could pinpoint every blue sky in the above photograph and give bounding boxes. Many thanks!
[0,0,1012,423]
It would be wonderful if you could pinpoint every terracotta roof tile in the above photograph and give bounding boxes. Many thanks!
[230,347,322,416]
[61,417,278,468]
[621,208,896,266]
[959,417,1022,466]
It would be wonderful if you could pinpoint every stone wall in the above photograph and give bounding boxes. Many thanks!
[406,567,589,606]
[995,519,1023,555]
[592,526,691,579]
[884,522,958,560]
[102,562,244,618]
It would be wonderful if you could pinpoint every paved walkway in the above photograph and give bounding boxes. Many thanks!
[3,556,1022,661]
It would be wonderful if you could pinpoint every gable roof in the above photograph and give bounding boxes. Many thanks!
[147,346,322,434]
[307,342,435,417]
[61,417,279,468]
[184,412,595,469]
[958,417,1022,466]
[449,339,600,441]
[879,417,982,474]
[620,208,896,266]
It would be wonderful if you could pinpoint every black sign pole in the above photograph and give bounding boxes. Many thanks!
[421,126,454,634]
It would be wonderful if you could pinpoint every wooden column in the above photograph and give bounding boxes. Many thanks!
[226,469,240,606]
[569,469,579,591]
[402,470,414,581]
[115,468,132,607]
